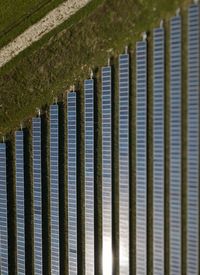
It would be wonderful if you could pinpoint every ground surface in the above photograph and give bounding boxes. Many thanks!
[0,0,92,68]
[0,0,66,48]
[0,0,189,137]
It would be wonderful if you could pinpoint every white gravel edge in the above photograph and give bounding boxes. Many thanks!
[0,0,92,68]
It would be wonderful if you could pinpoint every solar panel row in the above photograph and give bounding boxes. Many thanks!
[32,117,43,274]
[119,52,130,275]
[50,104,60,275]
[0,143,8,275]
[136,39,147,275]
[102,66,112,275]
[15,130,25,274]
[67,92,77,274]
[170,15,182,275]
[153,26,165,274]
[187,4,199,275]
[84,79,95,275]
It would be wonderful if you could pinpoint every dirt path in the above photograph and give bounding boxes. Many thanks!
[0,0,91,69]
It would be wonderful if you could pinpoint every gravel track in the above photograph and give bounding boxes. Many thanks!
[0,0,91,68]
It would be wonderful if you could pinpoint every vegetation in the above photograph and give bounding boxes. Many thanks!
[0,0,66,48]
[0,0,190,139]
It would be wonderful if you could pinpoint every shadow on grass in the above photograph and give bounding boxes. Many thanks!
[6,138,17,274]
[24,127,34,274]
[77,88,85,274]
[41,112,51,275]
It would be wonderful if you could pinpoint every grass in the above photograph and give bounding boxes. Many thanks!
[0,0,191,139]
[0,0,67,48]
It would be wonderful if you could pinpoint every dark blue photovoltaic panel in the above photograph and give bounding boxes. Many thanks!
[119,53,129,275]
[136,40,147,275]
[102,66,112,275]
[15,130,25,274]
[32,117,43,274]
[187,4,199,274]
[0,143,8,275]
[67,92,77,274]
[153,27,165,274]
[84,79,94,274]
[50,104,60,274]
[170,15,182,275]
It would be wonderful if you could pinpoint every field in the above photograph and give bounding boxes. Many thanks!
[0,0,67,48]
[0,0,190,138]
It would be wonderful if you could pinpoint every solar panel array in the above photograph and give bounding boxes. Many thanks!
[50,104,60,274]
[102,66,112,275]
[153,27,165,274]
[0,143,8,275]
[119,53,129,275]
[187,4,199,274]
[136,39,147,275]
[67,92,77,274]
[15,130,25,274]
[1,3,200,273]
[84,79,95,274]
[32,117,43,274]
[170,15,182,275]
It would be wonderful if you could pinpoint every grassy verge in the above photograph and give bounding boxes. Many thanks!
[0,0,67,49]
[0,0,190,139]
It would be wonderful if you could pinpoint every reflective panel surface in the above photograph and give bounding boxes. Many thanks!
[102,66,112,275]
[15,131,25,274]
[32,117,43,274]
[153,27,165,274]
[119,53,129,275]
[67,92,77,274]
[170,15,182,275]
[50,104,60,275]
[187,4,199,274]
[136,40,147,275]
[84,79,94,275]
[0,143,8,275]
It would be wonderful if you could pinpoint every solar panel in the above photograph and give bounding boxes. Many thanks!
[187,4,199,274]
[84,78,95,274]
[67,92,77,274]
[32,117,43,274]
[50,104,60,274]
[102,66,112,275]
[169,15,182,275]
[153,26,165,274]
[136,39,147,275]
[119,52,129,275]
[0,143,8,274]
[15,130,25,274]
